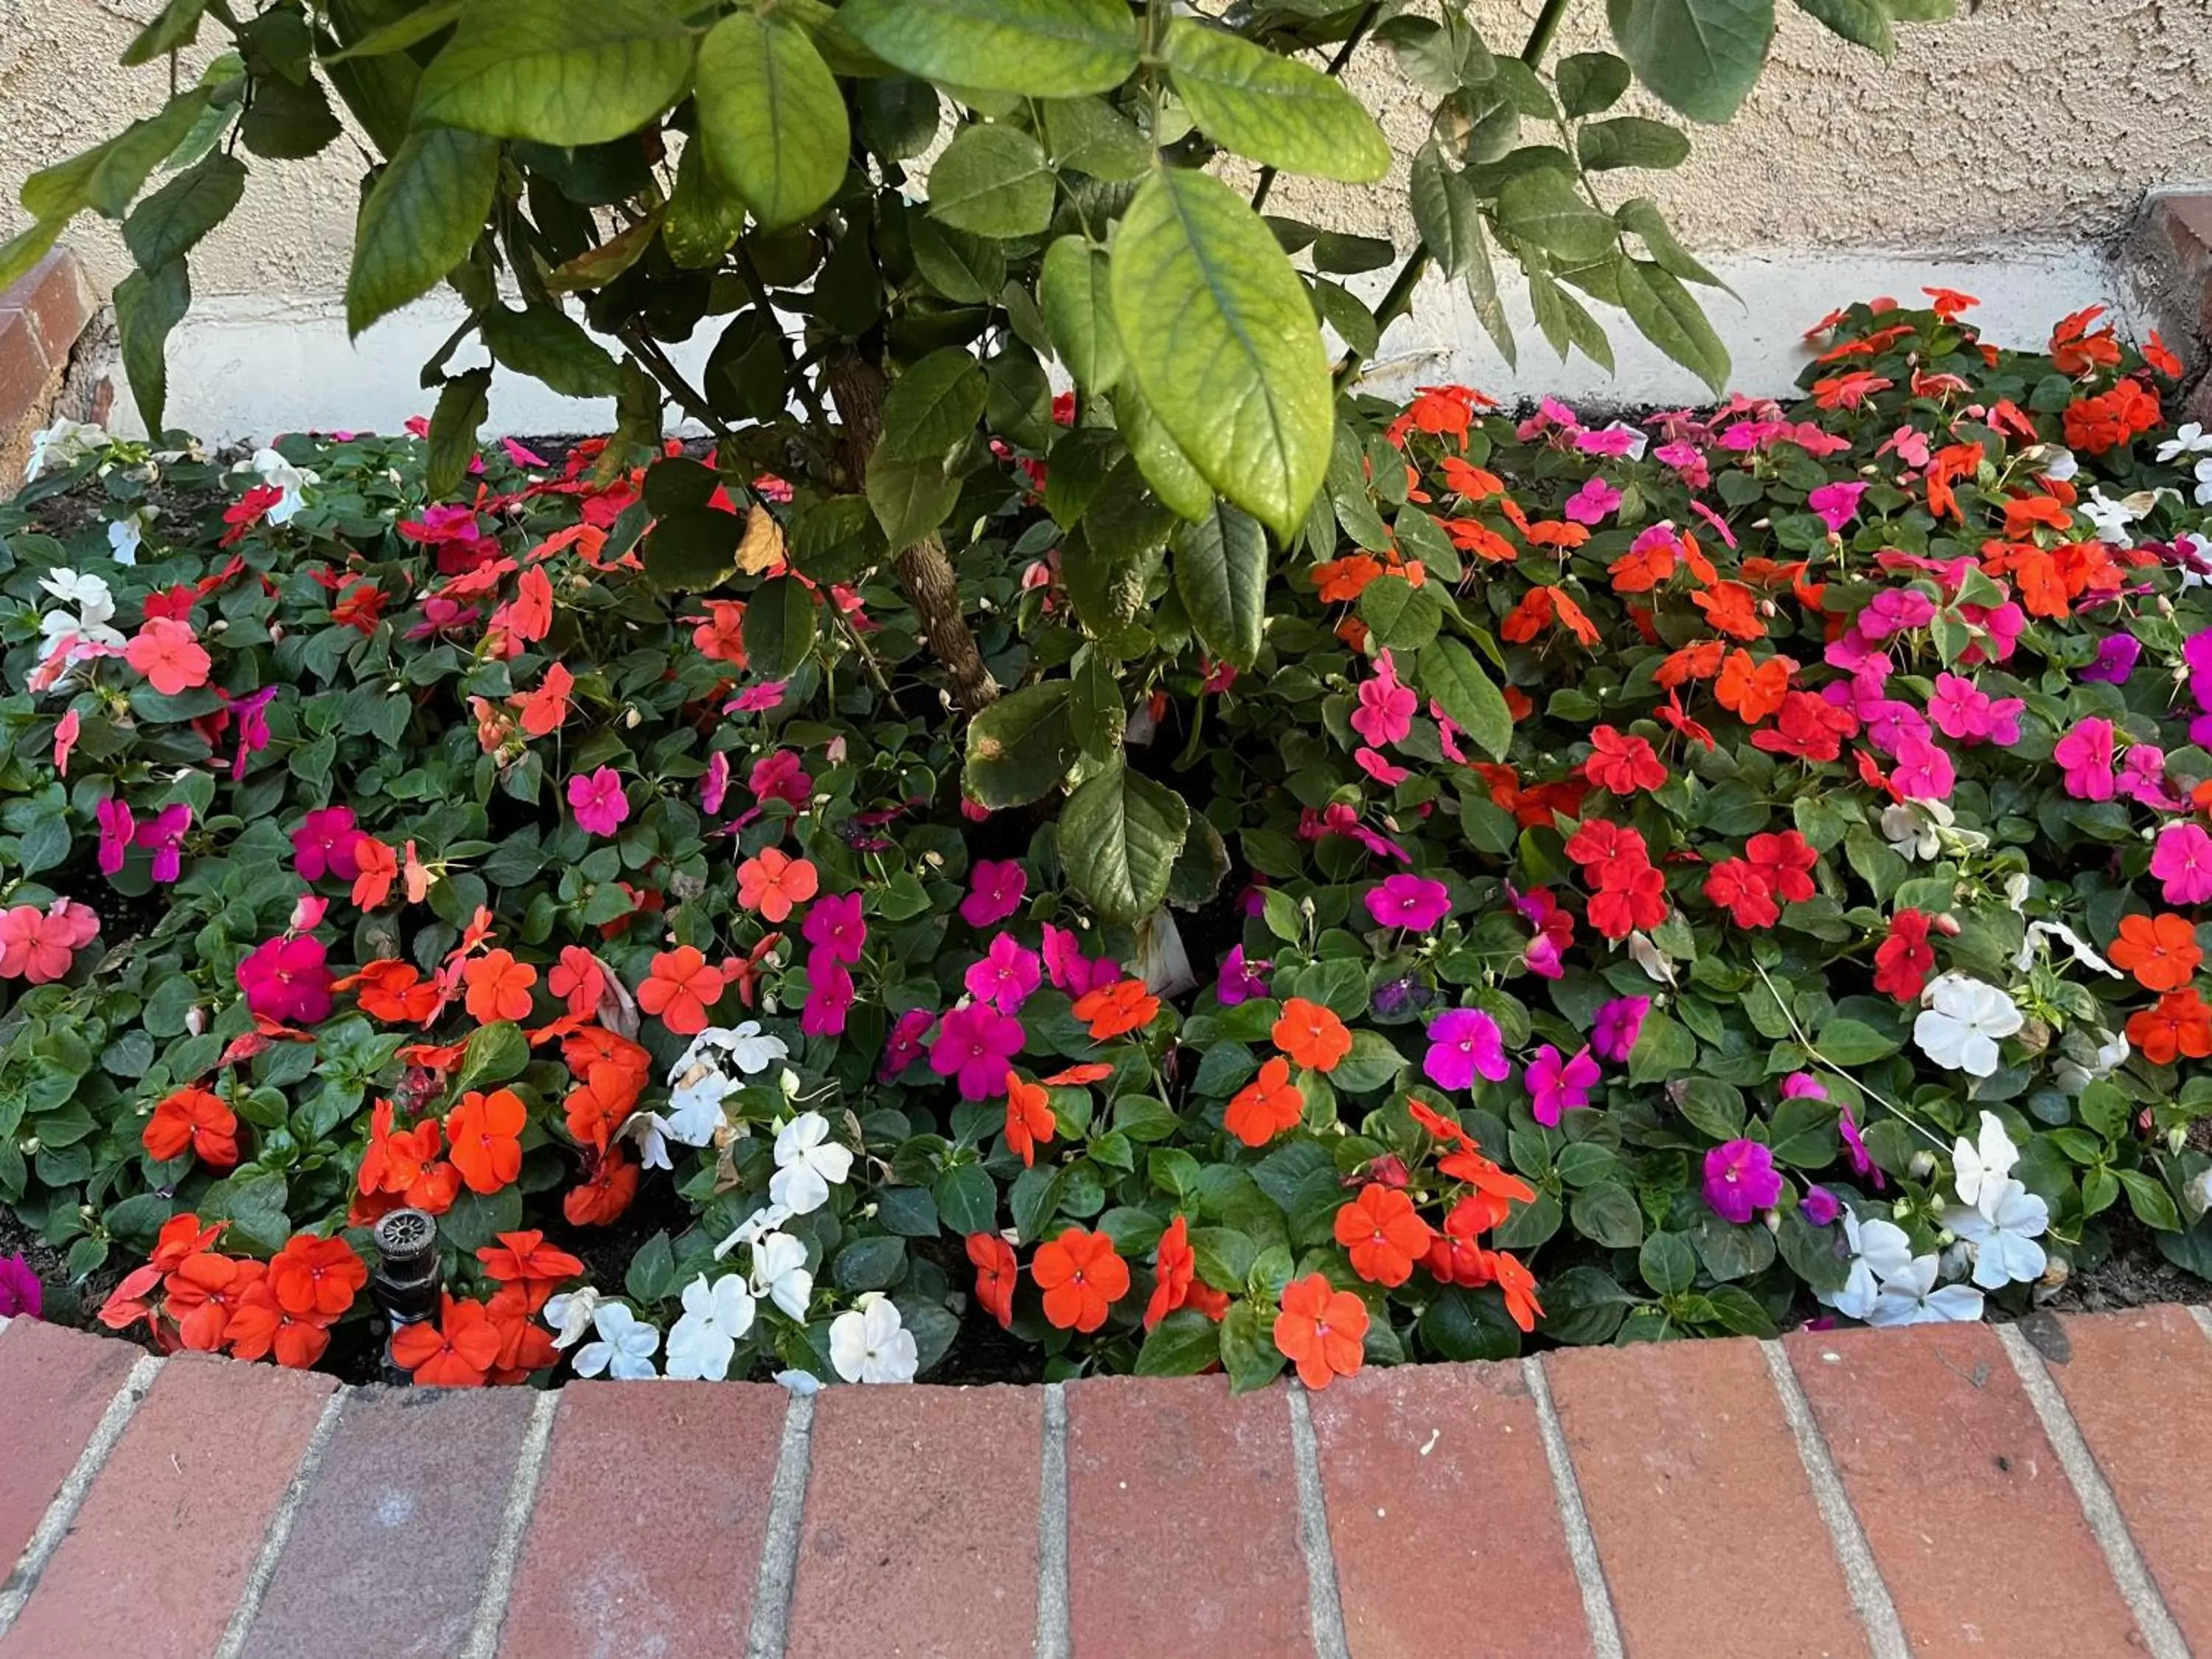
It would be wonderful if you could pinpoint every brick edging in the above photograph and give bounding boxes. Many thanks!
[2,1309,2210,1656]
[0,248,97,480]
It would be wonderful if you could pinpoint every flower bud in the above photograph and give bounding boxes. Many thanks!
[625,707,641,728]
[1761,1209,1780,1234]
[185,1006,206,1036]
[1909,1150,1937,1180]
[779,1068,800,1097]
[1932,914,1961,936]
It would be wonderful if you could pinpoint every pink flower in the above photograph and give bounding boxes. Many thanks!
[1877,425,1930,468]
[1422,1007,1509,1091]
[1590,996,1650,1064]
[1563,476,1621,525]
[1806,480,1867,532]
[802,891,866,967]
[568,766,630,837]
[501,437,551,469]
[1351,650,1416,749]
[1217,945,1270,1006]
[291,807,364,882]
[0,904,94,984]
[123,616,210,696]
[749,749,810,809]
[2120,745,2185,811]
[1888,735,1955,801]
[97,797,135,877]
[726,681,789,714]
[701,751,731,815]
[1354,748,1410,787]
[226,687,278,781]
[134,804,191,883]
[1043,923,1121,998]
[1364,874,1450,932]
[237,934,333,1024]
[1858,588,1937,641]
[1703,1139,1781,1224]
[53,709,79,778]
[801,956,855,1037]
[881,1008,936,1082]
[964,934,1042,1013]
[2053,717,2116,801]
[961,860,1027,928]
[2153,821,2212,905]
[928,1003,1026,1100]
[1526,1044,1599,1127]
[1925,673,2021,745]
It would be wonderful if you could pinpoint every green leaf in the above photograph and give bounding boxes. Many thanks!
[426,366,491,498]
[455,1020,529,1092]
[864,454,962,552]
[1359,574,1442,653]
[1615,257,1730,395]
[411,0,697,145]
[1409,140,1482,279]
[1109,167,1331,542]
[345,127,500,335]
[1606,0,1775,124]
[114,258,189,436]
[642,507,743,592]
[665,140,748,268]
[1814,1016,1899,1065]
[964,681,1079,808]
[695,11,848,230]
[123,153,246,271]
[1557,51,1632,116]
[1576,116,1691,170]
[1039,235,1124,393]
[1219,1299,1286,1394]
[933,1164,998,1235]
[324,0,462,60]
[1117,382,1212,522]
[241,74,343,161]
[841,0,1136,97]
[482,302,623,398]
[1639,1230,1697,1295]
[1571,1180,1645,1248]
[1041,96,1150,181]
[1170,500,1267,667]
[2118,1168,2182,1233]
[879,348,988,462]
[22,90,212,221]
[1615,198,1728,291]
[0,220,64,296]
[1162,18,1390,183]
[1417,638,1512,761]
[930,125,1055,238]
[742,576,819,679]
[1135,1307,1220,1375]
[1793,0,1894,55]
[1495,168,1618,263]
[1059,757,1192,925]
[123,0,210,65]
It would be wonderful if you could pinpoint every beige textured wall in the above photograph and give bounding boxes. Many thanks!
[4,0,2209,301]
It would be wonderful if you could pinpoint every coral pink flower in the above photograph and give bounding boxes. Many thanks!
[0,904,95,984]
[124,616,210,695]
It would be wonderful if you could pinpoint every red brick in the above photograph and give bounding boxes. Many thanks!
[496,1380,787,1659]
[1786,1322,2140,1658]
[237,1385,535,1659]
[0,1321,140,1571]
[1546,1338,1865,1658]
[0,310,51,428]
[0,251,94,364]
[1306,1361,1585,1658]
[0,1352,336,1659]
[1065,1375,1310,1659]
[2040,1307,2212,1648]
[786,1385,1041,1659]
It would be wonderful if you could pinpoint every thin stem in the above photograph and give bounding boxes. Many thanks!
[1333,248,1429,392]
[733,241,832,430]
[1520,0,1575,65]
[619,326,737,445]
[1749,960,1947,1150]
[836,611,894,697]
[1251,1,1384,210]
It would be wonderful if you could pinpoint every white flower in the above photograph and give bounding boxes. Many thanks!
[770,1110,852,1215]
[2196,457,2212,509]
[751,1231,814,1321]
[234,447,318,522]
[663,1071,731,1144]
[1952,1110,2020,1208]
[25,418,106,481]
[1865,1253,1985,1326]
[623,1110,678,1172]
[107,507,154,564]
[664,1273,756,1380]
[543,1286,602,1349]
[1820,1211,1916,1321]
[829,1294,917,1384]
[572,1301,661,1380]
[1913,974,2023,1079]
[1882,800,1942,861]
[2180,532,2212,591]
[2080,490,2138,546]
[2155,422,2212,462]
[1131,906,1197,998]
[2042,445,2079,482]
[39,568,114,624]
[713,1201,795,1261]
[2015,918,2119,979]
[1944,1177,2050,1290]
[692,1020,788,1075]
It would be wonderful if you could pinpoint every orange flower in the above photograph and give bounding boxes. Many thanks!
[1145,1214,1200,1330]
[1312,554,1383,603]
[1810,371,1891,410]
[1273,1272,1368,1390]
[1041,1062,1113,1086]
[143,1085,240,1168]
[2127,987,2212,1066]
[1333,1184,1433,1287]
[1437,456,1503,500]
[1072,978,1160,1040]
[968,1233,1018,1329]
[1499,585,1600,647]
[1492,1250,1543,1332]
[564,1060,641,1150]
[390,1293,503,1387]
[636,946,727,1035]
[1004,1071,1056,1168]
[546,945,607,1018]
[1608,534,1677,594]
[1225,1055,1304,1147]
[351,835,397,909]
[515,661,574,737]
[1273,997,1352,1072]
[358,1099,461,1214]
[478,1230,585,1291]
[338,959,439,1023]
[1689,580,1764,641]
[1032,1226,1130,1333]
[1440,516,1517,565]
[693,599,748,664]
[464,948,538,1024]
[2110,914,2203,994]
[165,1253,264,1352]
[1655,639,1725,688]
[267,1234,367,1319]
[566,1145,640,1225]
[485,1282,563,1381]
[1713,650,1793,724]
[445,1088,526,1194]
[1521,518,1588,552]
[736,847,819,922]
[2001,493,2074,539]
[224,1281,334,1370]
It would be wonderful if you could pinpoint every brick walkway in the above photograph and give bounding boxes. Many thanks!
[3,1308,2210,1658]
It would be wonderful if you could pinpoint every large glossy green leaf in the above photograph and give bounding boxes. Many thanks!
[1171,501,1267,667]
[1059,757,1191,925]
[114,258,189,436]
[21,91,212,221]
[1606,0,1775,124]
[1419,637,1512,761]
[865,455,962,552]
[1794,0,1894,55]
[1038,236,1123,393]
[345,128,498,336]
[929,125,1055,238]
[742,575,819,678]
[1495,168,1619,263]
[411,0,696,145]
[963,681,1079,807]
[123,153,246,271]
[122,0,209,65]
[1409,139,1480,279]
[879,349,987,462]
[695,12,847,230]
[1108,167,1330,542]
[838,0,1138,97]
[1162,19,1389,183]
[1117,383,1211,522]
[426,367,491,498]
[1576,116,1691,170]
[481,303,623,398]
[1616,257,1731,394]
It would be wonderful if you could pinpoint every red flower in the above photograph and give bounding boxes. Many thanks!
[968,1234,1018,1330]
[142,1085,240,1169]
[224,1281,334,1369]
[267,1234,367,1319]
[1273,997,1352,1071]
[464,949,538,1024]
[358,1099,461,1214]
[565,1145,640,1225]
[1873,909,1935,1002]
[445,1088,526,1194]
[164,1253,264,1352]
[1751,691,1858,762]
[1273,1273,1368,1391]
[1144,1215,1199,1330]
[478,1230,585,1291]
[1745,830,1818,905]
[1333,1184,1433,1288]
[389,1294,503,1387]
[1704,858,1779,929]
[1582,726,1667,795]
[1032,1227,1129,1333]
[1071,978,1159,1040]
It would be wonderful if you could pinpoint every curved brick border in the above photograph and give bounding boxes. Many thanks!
[0,249,99,483]
[4,1310,2212,1657]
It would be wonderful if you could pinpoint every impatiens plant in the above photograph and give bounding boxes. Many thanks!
[11,288,2212,1390]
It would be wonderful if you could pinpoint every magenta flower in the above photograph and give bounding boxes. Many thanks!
[1217,945,1270,1006]
[800,957,855,1037]
[1525,1043,1599,1127]
[2120,745,2184,810]
[0,1252,40,1321]
[1780,1071,1827,1100]
[1564,476,1621,526]
[961,860,1027,928]
[1703,1138,1782,1223]
[1838,1102,1884,1189]
[226,686,278,782]
[1800,1186,1842,1227]
[2053,717,2116,801]
[964,933,1042,1013]
[1858,588,1937,641]
[880,1007,936,1082]
[928,1002,1025,1100]
[291,807,364,882]
[1350,649,1416,749]
[702,751,731,815]
[2082,636,2140,685]
[97,796,135,877]
[1888,735,1956,801]
[134,804,192,884]
[749,749,811,808]
[1043,923,1120,998]
[802,890,866,967]
[237,934,333,1025]
[726,681,789,714]
[1355,747,1410,787]
[567,767,630,837]
[1806,480,1867,532]
[1422,1007,1509,1092]
[1365,874,1450,932]
[2154,822,2212,905]
[1590,996,1650,1065]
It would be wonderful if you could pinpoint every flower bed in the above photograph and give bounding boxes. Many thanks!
[4,293,2212,1391]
